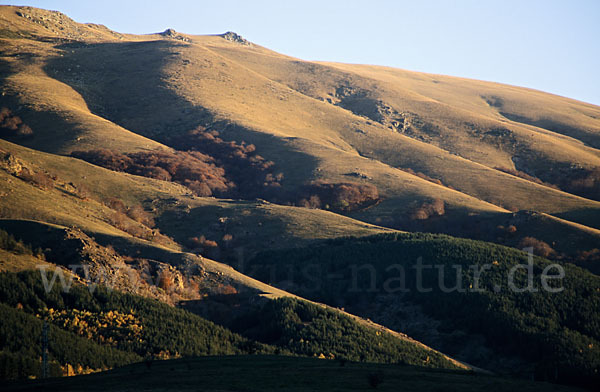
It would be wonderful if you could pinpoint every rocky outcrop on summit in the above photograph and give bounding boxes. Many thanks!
[159,28,190,42]
[9,6,120,40]
[220,31,251,45]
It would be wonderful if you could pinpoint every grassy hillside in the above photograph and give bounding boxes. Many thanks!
[0,135,399,276]
[42,33,600,222]
[3,135,596,273]
[0,6,598,264]
[0,5,599,390]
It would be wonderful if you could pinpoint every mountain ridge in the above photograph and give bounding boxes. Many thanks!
[0,5,599,389]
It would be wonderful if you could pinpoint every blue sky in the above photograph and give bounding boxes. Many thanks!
[4,0,600,105]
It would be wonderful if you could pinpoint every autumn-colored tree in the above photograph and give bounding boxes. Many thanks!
[299,182,379,212]
[157,269,174,292]
[518,236,554,258]
[17,167,55,190]
[218,283,238,295]
[126,205,155,228]
[410,198,445,220]
[0,107,34,137]
[188,235,218,250]
[72,148,232,197]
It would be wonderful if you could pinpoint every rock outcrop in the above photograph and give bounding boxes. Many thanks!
[220,31,250,45]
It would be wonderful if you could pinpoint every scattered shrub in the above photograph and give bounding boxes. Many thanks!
[188,235,218,251]
[16,167,55,190]
[72,125,288,202]
[217,284,238,295]
[518,236,554,258]
[410,198,445,220]
[297,182,380,212]
[566,167,600,201]
[126,205,155,228]
[578,248,600,263]
[166,127,284,199]
[106,210,151,239]
[576,249,600,274]
[72,148,232,197]
[105,197,127,214]
[0,229,33,255]
[72,182,92,200]
[157,269,174,292]
[298,194,322,209]
[0,107,34,138]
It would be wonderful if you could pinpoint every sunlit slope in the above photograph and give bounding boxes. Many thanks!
[0,143,467,371]
[200,42,600,216]
[0,7,599,380]
[0,34,170,154]
[0,31,508,217]
[328,62,600,150]
[0,6,122,41]
[205,41,600,166]
[0,139,402,312]
[0,139,391,254]
[1,5,599,230]
[29,34,599,227]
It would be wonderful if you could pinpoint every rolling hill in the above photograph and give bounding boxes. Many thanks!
[0,5,599,390]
